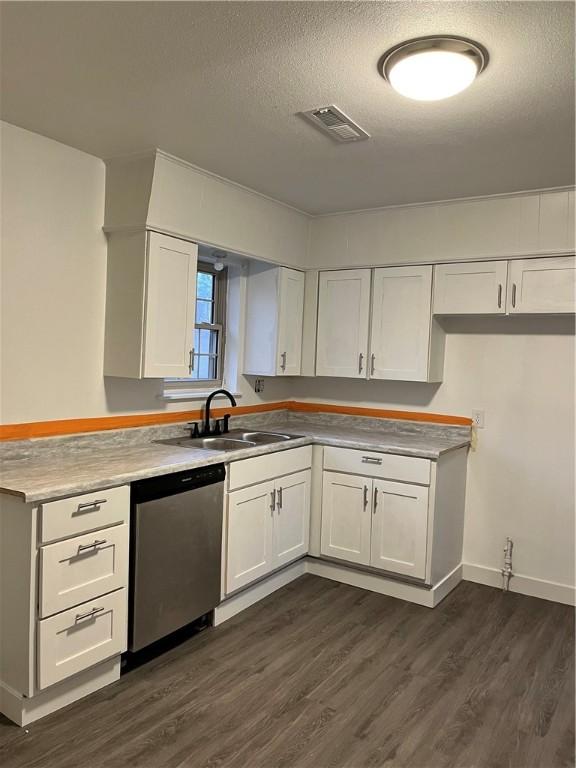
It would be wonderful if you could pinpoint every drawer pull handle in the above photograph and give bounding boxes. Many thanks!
[77,538,107,553]
[75,606,105,623]
[384,491,419,500]
[75,499,107,513]
[361,457,382,465]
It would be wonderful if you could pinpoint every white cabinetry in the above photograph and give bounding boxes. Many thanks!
[226,480,275,593]
[243,263,305,376]
[316,266,444,382]
[225,448,312,594]
[370,265,443,382]
[320,446,467,585]
[104,231,198,378]
[370,480,429,579]
[508,256,576,314]
[434,256,575,316]
[316,269,371,378]
[433,261,508,315]
[0,486,130,726]
[320,472,372,565]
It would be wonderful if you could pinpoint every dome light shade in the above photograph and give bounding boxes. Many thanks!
[380,36,488,101]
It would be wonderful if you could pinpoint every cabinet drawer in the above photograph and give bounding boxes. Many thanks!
[39,524,129,618]
[228,446,312,491]
[40,486,129,544]
[323,447,430,486]
[37,588,127,690]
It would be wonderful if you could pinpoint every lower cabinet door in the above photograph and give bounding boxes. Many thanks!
[370,480,429,579]
[226,480,275,594]
[274,470,311,568]
[37,587,127,690]
[321,472,372,566]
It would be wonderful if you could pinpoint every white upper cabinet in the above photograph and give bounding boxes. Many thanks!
[433,261,508,315]
[370,265,441,382]
[104,231,197,378]
[316,269,371,378]
[508,256,576,314]
[243,263,305,376]
[143,233,198,377]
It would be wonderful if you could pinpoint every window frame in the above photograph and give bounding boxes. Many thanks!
[165,262,227,390]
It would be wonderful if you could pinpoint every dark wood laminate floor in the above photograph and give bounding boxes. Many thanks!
[1,576,574,768]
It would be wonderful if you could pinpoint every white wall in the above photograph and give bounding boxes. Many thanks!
[0,122,291,423]
[291,316,575,589]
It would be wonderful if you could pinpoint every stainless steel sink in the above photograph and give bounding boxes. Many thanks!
[157,436,256,452]
[226,430,296,444]
[156,430,301,452]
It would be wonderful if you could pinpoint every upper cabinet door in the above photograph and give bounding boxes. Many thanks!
[273,469,311,568]
[142,233,197,378]
[433,261,508,315]
[276,268,305,375]
[316,269,371,378]
[507,256,576,314]
[369,266,434,382]
[370,480,429,580]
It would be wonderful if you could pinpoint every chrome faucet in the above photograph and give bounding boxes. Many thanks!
[201,388,237,436]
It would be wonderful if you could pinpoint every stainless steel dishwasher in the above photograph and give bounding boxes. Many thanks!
[129,464,225,652]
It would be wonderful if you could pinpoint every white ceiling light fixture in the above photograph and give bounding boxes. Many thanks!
[380,36,488,101]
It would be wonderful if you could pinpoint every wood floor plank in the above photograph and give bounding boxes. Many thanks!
[0,575,573,768]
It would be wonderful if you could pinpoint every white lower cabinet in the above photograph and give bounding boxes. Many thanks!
[226,469,311,594]
[37,587,128,690]
[226,480,276,593]
[39,524,129,618]
[370,480,428,579]
[320,472,372,566]
[274,470,311,568]
[321,473,428,577]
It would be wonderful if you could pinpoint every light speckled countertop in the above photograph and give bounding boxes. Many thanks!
[0,420,470,504]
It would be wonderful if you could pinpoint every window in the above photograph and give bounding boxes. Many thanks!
[165,263,227,389]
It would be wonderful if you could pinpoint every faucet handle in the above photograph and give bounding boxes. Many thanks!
[213,420,222,436]
[187,421,200,439]
[222,414,231,434]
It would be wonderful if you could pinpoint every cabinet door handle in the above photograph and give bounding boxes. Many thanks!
[511,283,517,308]
[189,348,195,374]
[370,354,376,376]
[270,489,276,513]
[358,352,364,375]
[77,538,107,553]
[75,606,105,623]
[497,284,502,309]
[373,487,378,514]
[363,485,369,509]
[277,486,283,511]
[75,499,107,513]
[280,352,287,372]
[362,456,382,465]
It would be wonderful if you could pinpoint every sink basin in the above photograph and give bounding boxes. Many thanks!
[157,436,256,452]
[226,430,298,444]
[156,430,302,452]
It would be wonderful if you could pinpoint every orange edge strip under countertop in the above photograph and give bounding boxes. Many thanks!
[0,400,472,441]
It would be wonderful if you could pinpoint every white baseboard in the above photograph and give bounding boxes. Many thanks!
[462,563,576,606]
[213,560,306,625]
[0,657,120,727]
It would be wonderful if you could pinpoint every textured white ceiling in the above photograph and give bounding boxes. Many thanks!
[1,1,574,214]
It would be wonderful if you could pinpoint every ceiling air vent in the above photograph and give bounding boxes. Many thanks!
[301,105,370,143]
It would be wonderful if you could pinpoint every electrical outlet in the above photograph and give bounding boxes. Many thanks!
[472,409,485,429]
[254,378,265,393]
